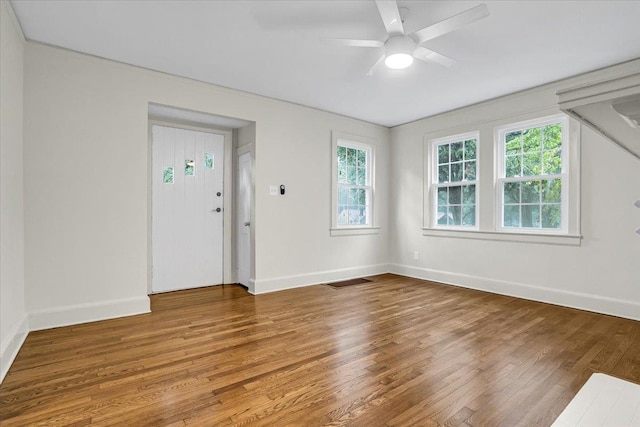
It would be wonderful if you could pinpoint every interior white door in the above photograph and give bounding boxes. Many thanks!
[152,125,224,293]
[236,151,252,287]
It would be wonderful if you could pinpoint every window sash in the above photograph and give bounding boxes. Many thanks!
[496,116,567,178]
[430,132,479,229]
[334,138,374,229]
[433,181,478,228]
[496,115,568,233]
[337,183,372,226]
[337,144,371,187]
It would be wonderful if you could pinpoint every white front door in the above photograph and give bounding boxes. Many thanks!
[151,124,225,293]
[236,151,252,287]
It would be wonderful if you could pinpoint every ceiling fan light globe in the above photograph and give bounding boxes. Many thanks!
[384,35,416,70]
[385,53,414,69]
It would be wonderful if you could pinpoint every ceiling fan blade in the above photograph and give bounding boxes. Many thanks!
[412,4,489,44]
[366,55,386,76]
[375,0,405,36]
[414,46,456,67]
[323,38,384,48]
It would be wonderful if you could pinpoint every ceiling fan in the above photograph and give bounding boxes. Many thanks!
[327,1,489,75]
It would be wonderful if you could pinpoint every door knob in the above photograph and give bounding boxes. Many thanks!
[213,207,221,213]
[217,192,222,197]
[244,221,250,227]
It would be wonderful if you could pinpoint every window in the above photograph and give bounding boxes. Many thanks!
[337,143,371,226]
[497,115,568,233]
[423,113,579,245]
[204,153,214,170]
[431,132,478,228]
[185,159,195,176]
[331,132,378,235]
[163,166,174,184]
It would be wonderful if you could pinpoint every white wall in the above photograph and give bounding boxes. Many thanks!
[0,1,28,383]
[253,111,390,292]
[23,42,390,329]
[389,71,640,321]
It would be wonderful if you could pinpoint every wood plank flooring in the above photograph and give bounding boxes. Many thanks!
[1,274,639,426]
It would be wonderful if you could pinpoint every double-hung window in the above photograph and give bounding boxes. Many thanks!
[424,113,578,244]
[330,132,376,235]
[496,114,568,233]
[336,143,372,226]
[431,132,478,228]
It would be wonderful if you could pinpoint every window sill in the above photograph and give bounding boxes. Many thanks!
[331,227,380,236]
[421,228,582,246]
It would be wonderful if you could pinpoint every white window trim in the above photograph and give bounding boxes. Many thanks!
[330,131,378,236]
[421,228,581,246]
[428,131,480,230]
[495,114,570,235]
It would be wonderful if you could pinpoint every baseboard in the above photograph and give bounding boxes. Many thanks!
[28,296,151,332]
[251,264,390,295]
[389,263,640,321]
[247,279,256,294]
[0,314,28,384]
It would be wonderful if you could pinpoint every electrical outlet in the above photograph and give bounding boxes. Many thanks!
[269,185,278,196]
[413,251,419,260]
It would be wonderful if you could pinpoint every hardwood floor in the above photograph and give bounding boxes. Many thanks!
[1,274,639,426]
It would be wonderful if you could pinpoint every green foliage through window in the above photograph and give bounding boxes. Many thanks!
[205,153,214,170]
[437,138,477,183]
[337,144,371,226]
[163,167,174,184]
[501,121,563,229]
[435,137,478,227]
[504,123,562,178]
[185,159,195,176]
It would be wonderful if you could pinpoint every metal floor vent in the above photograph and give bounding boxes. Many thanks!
[326,278,373,288]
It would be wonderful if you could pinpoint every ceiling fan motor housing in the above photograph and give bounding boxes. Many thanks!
[384,36,416,69]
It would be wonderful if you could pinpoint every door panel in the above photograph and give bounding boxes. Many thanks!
[152,125,224,293]
[236,151,251,287]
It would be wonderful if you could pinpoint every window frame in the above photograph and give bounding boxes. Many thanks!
[495,114,569,235]
[330,132,378,236]
[429,131,480,230]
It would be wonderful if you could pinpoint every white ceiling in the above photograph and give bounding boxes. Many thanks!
[11,0,640,127]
